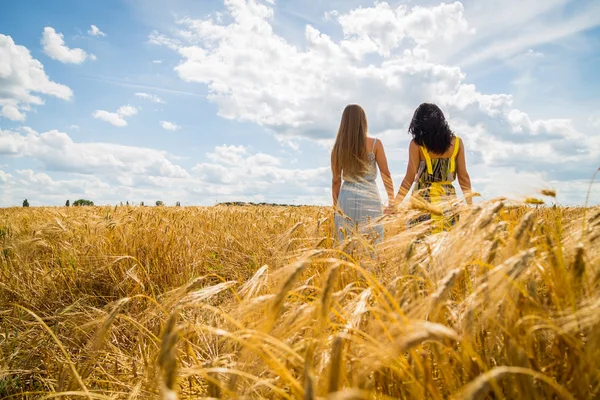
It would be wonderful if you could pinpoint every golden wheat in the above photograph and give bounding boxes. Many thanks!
[0,202,599,399]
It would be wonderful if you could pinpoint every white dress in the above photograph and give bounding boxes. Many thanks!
[334,138,383,243]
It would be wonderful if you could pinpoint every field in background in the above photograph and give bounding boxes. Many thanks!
[0,202,599,399]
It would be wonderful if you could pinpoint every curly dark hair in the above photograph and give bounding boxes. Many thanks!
[408,103,455,154]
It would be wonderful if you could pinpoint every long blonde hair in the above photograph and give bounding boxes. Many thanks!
[331,104,369,180]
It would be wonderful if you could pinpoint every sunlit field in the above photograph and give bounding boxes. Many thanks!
[1,200,599,399]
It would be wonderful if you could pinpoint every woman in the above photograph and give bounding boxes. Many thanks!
[387,103,472,233]
[332,104,394,242]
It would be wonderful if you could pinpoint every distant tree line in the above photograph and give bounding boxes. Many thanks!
[60,199,180,207]
[18,199,254,207]
[73,199,94,206]
[217,202,301,207]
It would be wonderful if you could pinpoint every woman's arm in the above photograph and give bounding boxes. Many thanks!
[456,140,472,205]
[374,140,394,205]
[389,140,420,210]
[331,152,342,206]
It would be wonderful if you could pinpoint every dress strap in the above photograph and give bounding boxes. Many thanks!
[421,146,433,174]
[449,136,460,173]
[371,137,377,153]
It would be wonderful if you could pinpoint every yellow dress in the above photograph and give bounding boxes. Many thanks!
[410,137,461,233]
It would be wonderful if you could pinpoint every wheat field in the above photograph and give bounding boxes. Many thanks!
[1,199,599,399]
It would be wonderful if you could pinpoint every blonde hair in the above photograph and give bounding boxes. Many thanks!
[331,104,369,180]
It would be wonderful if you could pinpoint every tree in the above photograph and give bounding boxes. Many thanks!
[126,201,129,206]
[156,201,164,206]
[65,200,70,207]
[141,201,144,206]
[176,201,181,207]
[22,199,29,207]
[73,199,94,207]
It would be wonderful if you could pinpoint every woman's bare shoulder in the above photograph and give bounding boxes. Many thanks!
[367,136,379,150]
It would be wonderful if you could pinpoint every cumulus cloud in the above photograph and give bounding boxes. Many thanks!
[150,1,486,141]
[145,0,599,204]
[2,1,597,206]
[0,169,11,184]
[524,49,544,58]
[116,105,137,117]
[88,25,106,37]
[41,27,95,64]
[0,129,330,206]
[433,0,600,67]
[160,121,180,131]
[0,168,114,206]
[0,128,188,180]
[0,34,72,121]
[92,105,138,126]
[191,145,328,201]
[152,1,595,143]
[148,30,182,50]
[337,1,473,55]
[136,92,165,103]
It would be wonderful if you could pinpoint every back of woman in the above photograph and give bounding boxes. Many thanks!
[388,103,472,233]
[331,104,394,242]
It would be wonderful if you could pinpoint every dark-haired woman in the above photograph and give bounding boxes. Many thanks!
[387,103,472,233]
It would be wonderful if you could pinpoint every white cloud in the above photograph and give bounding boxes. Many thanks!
[92,105,138,126]
[152,2,484,140]
[117,105,138,117]
[524,49,544,58]
[0,128,188,180]
[323,10,338,22]
[337,1,473,56]
[160,120,180,131]
[148,30,182,50]
[16,169,54,186]
[2,1,597,207]
[152,60,163,64]
[69,124,80,131]
[458,2,600,67]
[0,129,330,206]
[423,0,600,68]
[147,0,598,205]
[0,167,114,206]
[136,92,165,103]
[93,110,127,127]
[0,34,72,121]
[191,145,328,201]
[1,104,25,121]
[41,27,95,64]
[0,169,11,184]
[151,0,568,145]
[589,113,600,128]
[88,25,106,37]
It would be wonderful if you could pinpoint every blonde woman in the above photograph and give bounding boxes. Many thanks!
[331,104,394,242]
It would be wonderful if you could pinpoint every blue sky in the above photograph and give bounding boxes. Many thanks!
[1,0,599,206]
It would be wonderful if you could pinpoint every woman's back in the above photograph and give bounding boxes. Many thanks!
[331,104,395,243]
[342,137,379,183]
[415,137,461,186]
[388,103,472,233]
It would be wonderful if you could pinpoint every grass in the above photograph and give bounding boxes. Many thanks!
[0,200,599,399]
